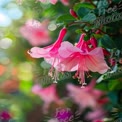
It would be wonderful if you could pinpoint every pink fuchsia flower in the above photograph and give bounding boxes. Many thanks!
[38,0,58,4]
[67,84,97,109]
[28,28,67,82]
[81,79,109,104]
[86,109,106,122]
[20,19,51,46]
[67,79,109,108]
[58,34,109,86]
[28,27,67,59]
[38,0,69,5]
[32,84,63,113]
[67,80,108,121]
[60,0,69,5]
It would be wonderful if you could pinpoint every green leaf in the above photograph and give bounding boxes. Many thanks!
[108,92,118,105]
[95,82,108,91]
[77,7,90,18]
[82,13,96,22]
[100,34,116,49]
[56,14,76,23]
[74,3,95,12]
[108,80,122,91]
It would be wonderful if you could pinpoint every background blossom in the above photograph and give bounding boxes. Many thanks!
[20,19,51,46]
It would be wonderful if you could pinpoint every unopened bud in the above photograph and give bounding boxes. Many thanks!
[90,37,97,48]
[70,9,78,18]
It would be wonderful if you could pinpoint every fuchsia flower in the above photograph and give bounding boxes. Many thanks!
[28,27,66,59]
[38,0,58,4]
[38,0,69,5]
[32,84,63,113]
[58,34,110,86]
[60,0,69,5]
[67,79,108,121]
[87,109,105,122]
[28,27,67,82]
[67,82,98,110]
[20,19,51,46]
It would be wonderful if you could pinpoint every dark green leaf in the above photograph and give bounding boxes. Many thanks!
[56,14,76,23]
[108,80,122,91]
[95,82,108,91]
[100,34,116,49]
[82,13,96,22]
[77,7,90,18]
[74,3,95,12]
[108,92,118,104]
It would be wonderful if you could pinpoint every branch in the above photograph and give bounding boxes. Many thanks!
[68,21,92,27]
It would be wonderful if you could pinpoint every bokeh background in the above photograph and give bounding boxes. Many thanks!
[0,0,122,122]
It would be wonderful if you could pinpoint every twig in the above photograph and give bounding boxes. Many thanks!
[68,21,92,27]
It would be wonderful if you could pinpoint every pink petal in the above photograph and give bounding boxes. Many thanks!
[50,0,58,4]
[58,41,81,58]
[28,27,67,61]
[86,109,105,121]
[39,0,58,4]
[67,84,96,109]
[57,54,79,71]
[28,47,51,58]
[32,84,41,94]
[20,19,51,46]
[60,0,69,5]
[38,84,59,103]
[86,48,110,73]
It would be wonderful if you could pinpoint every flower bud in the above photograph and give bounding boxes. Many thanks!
[70,9,78,18]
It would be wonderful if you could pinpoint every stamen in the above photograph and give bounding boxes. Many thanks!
[53,80,57,83]
[48,68,59,84]
[53,70,59,83]
[86,72,92,78]
[48,68,53,77]
[81,85,85,88]
[82,82,87,86]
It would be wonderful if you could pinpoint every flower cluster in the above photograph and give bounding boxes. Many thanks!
[32,80,109,122]
[28,27,109,87]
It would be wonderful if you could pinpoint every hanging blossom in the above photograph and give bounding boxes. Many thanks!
[38,0,58,4]
[28,27,67,82]
[60,0,69,5]
[67,79,109,122]
[32,84,63,113]
[20,19,51,46]
[57,34,110,86]
[38,0,69,5]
